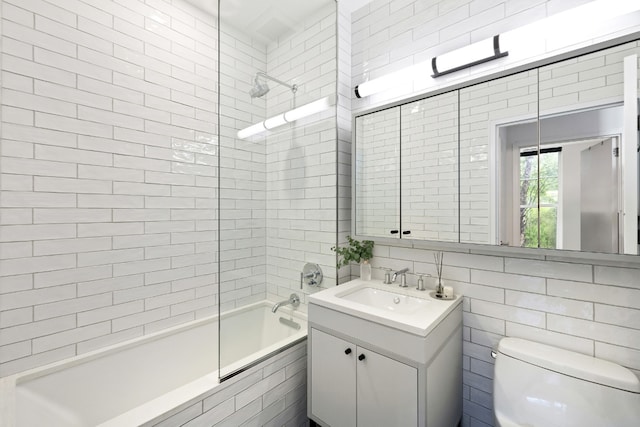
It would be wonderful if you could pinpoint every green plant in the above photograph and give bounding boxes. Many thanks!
[331,236,374,268]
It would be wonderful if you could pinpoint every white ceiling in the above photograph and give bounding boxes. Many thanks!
[185,0,335,44]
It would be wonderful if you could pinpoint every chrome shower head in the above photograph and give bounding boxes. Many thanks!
[249,79,270,98]
[249,72,297,99]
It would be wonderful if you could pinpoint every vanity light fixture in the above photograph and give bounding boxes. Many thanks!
[354,35,507,98]
[237,95,335,139]
[353,0,640,98]
[431,35,507,78]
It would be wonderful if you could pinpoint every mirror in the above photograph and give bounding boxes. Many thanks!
[355,108,400,238]
[401,92,459,242]
[354,39,640,255]
[459,69,539,246]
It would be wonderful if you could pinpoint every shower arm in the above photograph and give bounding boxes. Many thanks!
[255,72,298,94]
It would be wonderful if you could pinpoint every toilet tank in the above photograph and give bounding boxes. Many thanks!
[493,337,640,427]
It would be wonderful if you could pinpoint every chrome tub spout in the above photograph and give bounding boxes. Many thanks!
[272,293,300,313]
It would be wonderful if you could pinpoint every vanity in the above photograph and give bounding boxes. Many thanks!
[307,279,462,427]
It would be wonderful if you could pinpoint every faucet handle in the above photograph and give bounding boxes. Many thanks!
[399,273,408,287]
[415,272,430,291]
[381,267,393,284]
[300,263,323,289]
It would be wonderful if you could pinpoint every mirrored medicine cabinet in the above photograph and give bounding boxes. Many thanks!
[354,39,640,256]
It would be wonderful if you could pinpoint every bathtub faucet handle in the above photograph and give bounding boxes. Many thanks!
[300,263,323,289]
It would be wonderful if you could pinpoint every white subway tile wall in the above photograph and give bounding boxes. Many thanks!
[366,245,640,426]
[349,1,640,426]
[264,4,338,305]
[0,0,221,377]
[217,2,339,314]
[337,3,353,284]
[351,0,640,113]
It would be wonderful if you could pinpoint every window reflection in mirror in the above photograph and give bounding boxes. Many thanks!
[519,147,559,249]
[498,106,626,253]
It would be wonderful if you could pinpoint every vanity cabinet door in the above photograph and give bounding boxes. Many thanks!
[356,346,418,427]
[310,328,419,427]
[310,328,356,427]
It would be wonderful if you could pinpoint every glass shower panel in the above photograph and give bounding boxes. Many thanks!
[459,70,539,247]
[218,0,338,379]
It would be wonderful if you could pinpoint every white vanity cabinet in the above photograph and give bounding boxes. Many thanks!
[308,279,463,427]
[310,328,417,427]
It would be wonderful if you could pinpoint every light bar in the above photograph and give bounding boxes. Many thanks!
[284,97,333,122]
[237,95,335,140]
[237,122,267,139]
[431,35,507,78]
[353,0,640,98]
[264,114,287,129]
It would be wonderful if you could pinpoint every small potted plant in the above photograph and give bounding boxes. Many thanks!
[332,235,374,280]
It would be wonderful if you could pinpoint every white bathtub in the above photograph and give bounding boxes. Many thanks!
[0,301,307,427]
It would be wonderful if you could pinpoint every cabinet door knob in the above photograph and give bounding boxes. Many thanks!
[358,354,366,361]
[402,230,411,235]
[344,348,352,355]
[390,230,399,234]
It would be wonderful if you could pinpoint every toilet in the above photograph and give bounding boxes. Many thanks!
[493,337,640,426]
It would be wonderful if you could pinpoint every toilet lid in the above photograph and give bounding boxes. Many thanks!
[498,338,640,392]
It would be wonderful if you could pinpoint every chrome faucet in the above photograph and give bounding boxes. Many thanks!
[392,268,410,287]
[272,293,300,313]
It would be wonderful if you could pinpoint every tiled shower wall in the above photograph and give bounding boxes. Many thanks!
[0,0,220,377]
[349,1,640,426]
[337,3,353,285]
[218,2,340,311]
[264,4,339,304]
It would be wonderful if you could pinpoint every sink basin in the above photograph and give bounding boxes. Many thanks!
[309,279,462,336]
[340,287,428,315]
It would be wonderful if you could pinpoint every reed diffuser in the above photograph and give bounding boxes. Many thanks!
[434,251,444,298]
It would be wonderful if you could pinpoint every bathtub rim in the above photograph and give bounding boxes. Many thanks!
[0,300,307,427]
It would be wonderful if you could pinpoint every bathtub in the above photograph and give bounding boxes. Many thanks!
[0,300,307,426]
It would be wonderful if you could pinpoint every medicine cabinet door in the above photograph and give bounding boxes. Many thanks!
[400,92,459,241]
[354,107,400,238]
[537,41,640,254]
[459,69,539,246]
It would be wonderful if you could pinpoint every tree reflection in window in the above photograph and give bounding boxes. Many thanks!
[519,147,560,248]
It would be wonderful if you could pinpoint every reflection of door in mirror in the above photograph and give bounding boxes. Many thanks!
[581,138,619,253]
[354,108,400,238]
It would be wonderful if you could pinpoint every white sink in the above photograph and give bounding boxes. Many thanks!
[340,287,428,315]
[309,279,461,336]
